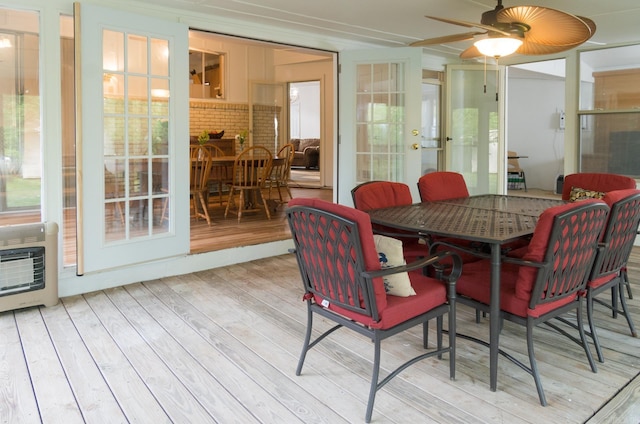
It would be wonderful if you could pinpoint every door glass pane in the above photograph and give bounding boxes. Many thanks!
[355,62,405,183]
[103,29,170,241]
[0,9,41,223]
[421,82,441,174]
[449,68,498,195]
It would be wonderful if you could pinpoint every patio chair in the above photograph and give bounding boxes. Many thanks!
[286,197,461,423]
[455,199,609,405]
[582,189,639,362]
[562,172,637,300]
[351,180,428,261]
[507,151,527,191]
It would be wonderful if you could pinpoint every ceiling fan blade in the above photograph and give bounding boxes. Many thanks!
[517,39,581,56]
[459,45,482,60]
[410,32,485,47]
[425,16,512,36]
[497,6,594,46]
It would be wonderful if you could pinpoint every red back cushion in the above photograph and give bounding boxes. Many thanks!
[562,173,636,201]
[288,197,388,311]
[418,172,469,202]
[353,181,413,211]
[515,199,605,300]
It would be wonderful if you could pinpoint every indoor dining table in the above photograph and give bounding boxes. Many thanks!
[367,194,566,392]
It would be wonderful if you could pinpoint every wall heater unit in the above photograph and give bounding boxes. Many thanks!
[0,222,59,313]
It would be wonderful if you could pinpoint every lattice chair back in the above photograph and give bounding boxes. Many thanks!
[592,189,640,280]
[522,200,609,311]
[287,197,386,320]
[417,171,469,202]
[584,189,640,361]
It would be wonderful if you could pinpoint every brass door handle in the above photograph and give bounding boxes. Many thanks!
[411,143,420,150]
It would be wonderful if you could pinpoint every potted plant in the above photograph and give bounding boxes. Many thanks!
[197,130,209,145]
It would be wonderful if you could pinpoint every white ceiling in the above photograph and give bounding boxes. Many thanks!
[140,0,640,58]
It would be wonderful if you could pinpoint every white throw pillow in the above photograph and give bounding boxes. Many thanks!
[373,234,416,297]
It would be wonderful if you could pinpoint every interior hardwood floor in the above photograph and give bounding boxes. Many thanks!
[189,186,332,253]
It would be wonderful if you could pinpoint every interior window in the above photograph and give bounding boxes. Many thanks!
[189,49,224,99]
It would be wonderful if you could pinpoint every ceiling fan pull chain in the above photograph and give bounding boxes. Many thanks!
[495,57,499,101]
[483,55,487,94]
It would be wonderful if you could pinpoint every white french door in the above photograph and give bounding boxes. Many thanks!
[75,3,189,274]
[445,64,506,195]
[338,47,422,204]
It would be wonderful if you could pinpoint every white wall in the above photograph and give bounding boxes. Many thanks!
[507,74,566,191]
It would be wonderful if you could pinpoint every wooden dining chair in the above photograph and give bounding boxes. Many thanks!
[266,143,295,204]
[286,197,461,423]
[225,145,273,222]
[455,199,609,406]
[190,144,213,226]
[202,144,230,206]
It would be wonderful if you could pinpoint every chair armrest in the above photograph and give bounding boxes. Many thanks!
[500,255,546,269]
[363,250,462,282]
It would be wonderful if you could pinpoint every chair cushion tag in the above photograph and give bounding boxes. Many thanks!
[321,298,330,308]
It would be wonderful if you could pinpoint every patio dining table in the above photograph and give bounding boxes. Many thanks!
[367,194,566,392]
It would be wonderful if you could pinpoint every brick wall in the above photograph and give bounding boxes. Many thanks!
[189,101,282,154]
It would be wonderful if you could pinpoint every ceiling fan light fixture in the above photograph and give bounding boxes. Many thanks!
[474,36,522,57]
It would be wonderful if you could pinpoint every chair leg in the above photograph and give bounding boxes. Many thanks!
[422,321,429,349]
[586,290,605,363]
[197,192,211,225]
[365,338,382,423]
[577,299,598,373]
[617,281,638,337]
[526,321,547,406]
[296,307,314,376]
[622,268,633,299]
[436,315,443,358]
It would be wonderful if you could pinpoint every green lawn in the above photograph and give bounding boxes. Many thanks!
[5,175,41,208]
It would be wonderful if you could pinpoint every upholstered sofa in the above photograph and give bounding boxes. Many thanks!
[290,138,320,169]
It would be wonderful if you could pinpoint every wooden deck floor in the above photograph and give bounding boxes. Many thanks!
[1,248,639,422]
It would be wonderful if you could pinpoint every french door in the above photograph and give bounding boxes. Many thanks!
[445,64,506,195]
[75,3,189,274]
[338,47,423,204]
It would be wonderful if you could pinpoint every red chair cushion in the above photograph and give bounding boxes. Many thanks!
[417,172,469,202]
[324,268,447,329]
[458,260,576,319]
[352,181,413,211]
[562,173,636,201]
[516,199,603,301]
[288,198,388,312]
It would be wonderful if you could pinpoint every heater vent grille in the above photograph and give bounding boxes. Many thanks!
[0,222,58,311]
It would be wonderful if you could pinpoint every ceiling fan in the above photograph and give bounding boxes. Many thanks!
[410,0,596,59]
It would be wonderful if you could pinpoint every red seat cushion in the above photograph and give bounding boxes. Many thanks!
[321,268,447,329]
[457,260,575,319]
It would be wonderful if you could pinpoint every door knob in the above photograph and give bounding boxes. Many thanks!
[411,143,420,150]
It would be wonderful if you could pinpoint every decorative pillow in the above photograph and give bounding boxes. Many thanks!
[373,234,416,297]
[569,186,606,202]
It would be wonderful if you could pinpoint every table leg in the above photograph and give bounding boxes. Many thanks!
[490,243,501,391]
